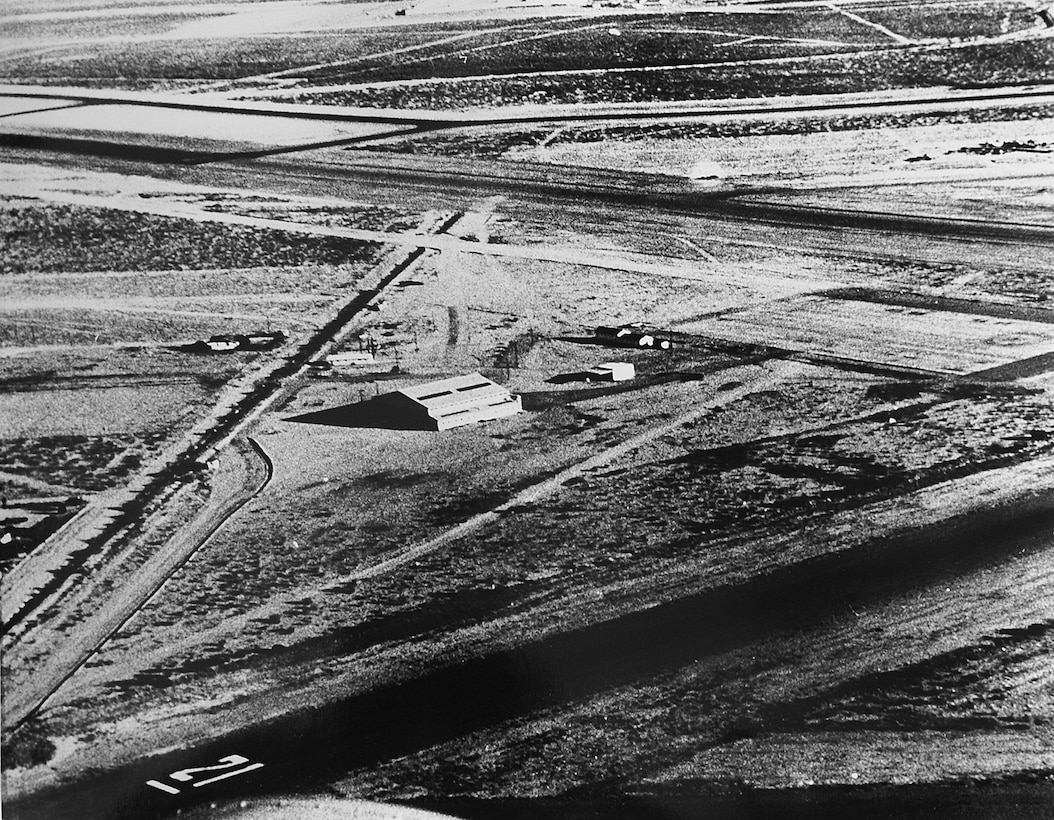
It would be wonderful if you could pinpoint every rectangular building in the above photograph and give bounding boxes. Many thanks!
[586,362,635,382]
[328,351,375,367]
[387,373,522,431]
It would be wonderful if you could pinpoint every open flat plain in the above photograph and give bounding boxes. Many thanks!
[1,1,1053,819]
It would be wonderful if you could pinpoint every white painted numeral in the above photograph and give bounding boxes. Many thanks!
[146,779,181,795]
[191,762,265,787]
[170,754,250,781]
[147,753,264,795]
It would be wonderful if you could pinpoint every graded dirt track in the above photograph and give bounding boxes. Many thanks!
[1,439,272,731]
[5,143,1053,275]
[4,84,1053,126]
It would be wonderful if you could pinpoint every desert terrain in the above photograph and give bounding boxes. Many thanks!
[1,1,1052,819]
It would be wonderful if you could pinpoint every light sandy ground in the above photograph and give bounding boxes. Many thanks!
[0,96,81,116]
[1,104,409,148]
[513,116,1054,190]
[167,0,593,40]
[0,0,607,56]
[692,294,1054,375]
[180,797,462,820]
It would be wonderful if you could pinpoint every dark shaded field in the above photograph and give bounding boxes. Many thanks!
[8,500,1053,820]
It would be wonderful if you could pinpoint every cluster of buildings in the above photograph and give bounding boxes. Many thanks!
[286,320,678,430]
[349,324,667,431]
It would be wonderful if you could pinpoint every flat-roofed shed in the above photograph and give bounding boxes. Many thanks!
[385,373,522,430]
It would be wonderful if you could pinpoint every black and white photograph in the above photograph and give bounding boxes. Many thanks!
[1,1,1053,818]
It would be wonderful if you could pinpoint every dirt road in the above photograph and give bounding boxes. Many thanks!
[1,439,271,731]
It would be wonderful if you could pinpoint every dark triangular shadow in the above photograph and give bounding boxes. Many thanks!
[554,335,606,346]
[546,371,593,384]
[286,395,428,430]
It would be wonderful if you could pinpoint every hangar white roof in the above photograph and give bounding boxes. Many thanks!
[395,373,521,430]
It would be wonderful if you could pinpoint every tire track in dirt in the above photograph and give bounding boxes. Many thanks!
[822,1,914,44]
[196,20,554,95]
[286,37,936,94]
[3,181,843,295]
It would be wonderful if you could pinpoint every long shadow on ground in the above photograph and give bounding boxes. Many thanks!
[10,496,1054,820]
[286,396,427,431]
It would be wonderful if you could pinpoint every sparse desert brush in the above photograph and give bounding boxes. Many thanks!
[291,37,1054,110]
[1,205,379,274]
[0,432,168,492]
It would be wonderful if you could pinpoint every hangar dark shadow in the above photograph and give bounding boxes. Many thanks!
[286,395,429,431]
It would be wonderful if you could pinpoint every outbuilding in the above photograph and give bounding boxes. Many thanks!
[586,362,635,382]
[383,373,522,430]
[328,351,375,367]
[202,336,240,352]
[244,331,286,350]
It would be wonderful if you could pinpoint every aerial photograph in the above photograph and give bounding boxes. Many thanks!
[1,0,1052,818]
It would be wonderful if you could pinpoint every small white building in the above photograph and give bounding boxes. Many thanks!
[586,362,635,382]
[386,373,522,430]
[204,337,239,352]
[328,351,375,367]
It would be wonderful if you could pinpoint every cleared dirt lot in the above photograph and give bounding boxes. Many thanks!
[695,293,1054,375]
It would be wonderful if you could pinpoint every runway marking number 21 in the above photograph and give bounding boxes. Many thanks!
[146,754,264,795]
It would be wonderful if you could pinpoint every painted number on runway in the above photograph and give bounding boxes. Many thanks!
[146,754,264,794]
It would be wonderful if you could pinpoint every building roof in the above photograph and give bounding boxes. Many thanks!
[398,373,510,414]
[380,373,521,430]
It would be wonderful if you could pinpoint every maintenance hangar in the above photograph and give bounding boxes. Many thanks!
[383,373,522,431]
